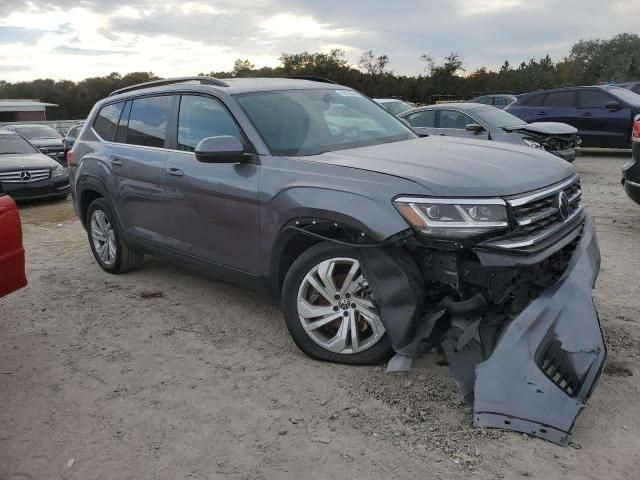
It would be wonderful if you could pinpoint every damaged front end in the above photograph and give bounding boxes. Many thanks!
[359,175,606,445]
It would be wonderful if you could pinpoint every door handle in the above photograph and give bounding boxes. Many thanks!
[167,167,184,177]
[580,112,593,117]
[110,158,123,166]
[536,111,547,116]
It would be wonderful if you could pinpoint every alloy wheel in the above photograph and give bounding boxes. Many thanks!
[296,257,385,354]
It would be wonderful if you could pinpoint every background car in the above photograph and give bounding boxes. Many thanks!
[622,114,640,204]
[0,193,27,298]
[0,130,70,201]
[618,80,640,95]
[3,124,66,164]
[399,103,579,161]
[63,122,84,163]
[466,94,517,109]
[505,85,640,148]
[373,98,415,115]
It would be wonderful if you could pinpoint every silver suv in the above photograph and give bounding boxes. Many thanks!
[69,76,605,444]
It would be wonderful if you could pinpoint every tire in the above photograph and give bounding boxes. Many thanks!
[86,198,143,274]
[282,241,393,365]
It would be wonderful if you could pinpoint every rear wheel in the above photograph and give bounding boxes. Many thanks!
[86,198,143,274]
[282,242,392,364]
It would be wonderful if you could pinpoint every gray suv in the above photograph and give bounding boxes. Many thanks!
[69,77,605,444]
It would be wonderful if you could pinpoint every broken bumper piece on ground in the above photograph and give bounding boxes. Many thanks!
[360,215,605,445]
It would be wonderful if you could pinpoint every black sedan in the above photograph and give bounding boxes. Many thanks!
[0,130,70,201]
[400,103,579,162]
[2,124,66,165]
[622,114,640,204]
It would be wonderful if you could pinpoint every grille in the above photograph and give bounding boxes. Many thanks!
[537,338,581,397]
[0,169,51,183]
[484,175,583,250]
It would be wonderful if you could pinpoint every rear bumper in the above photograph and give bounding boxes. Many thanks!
[0,177,70,201]
[473,215,604,444]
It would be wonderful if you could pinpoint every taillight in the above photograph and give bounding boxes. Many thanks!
[67,150,76,167]
[633,117,640,143]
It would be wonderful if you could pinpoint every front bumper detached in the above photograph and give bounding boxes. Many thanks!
[360,215,605,445]
[472,215,604,444]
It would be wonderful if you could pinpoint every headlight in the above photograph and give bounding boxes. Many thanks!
[52,164,67,176]
[523,139,542,149]
[394,197,509,238]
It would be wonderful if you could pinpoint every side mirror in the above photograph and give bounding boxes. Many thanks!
[606,101,622,111]
[194,136,245,163]
[465,123,484,132]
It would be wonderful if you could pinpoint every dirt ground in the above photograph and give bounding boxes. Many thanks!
[1,153,639,479]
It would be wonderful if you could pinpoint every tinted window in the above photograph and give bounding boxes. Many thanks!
[93,103,124,141]
[475,97,493,105]
[405,110,436,128]
[524,94,545,106]
[632,84,640,95]
[543,91,575,107]
[473,106,525,128]
[114,101,132,144]
[381,100,414,115]
[13,125,62,140]
[127,96,172,148]
[606,86,640,106]
[439,110,474,129]
[178,96,242,152]
[579,90,612,109]
[0,134,38,154]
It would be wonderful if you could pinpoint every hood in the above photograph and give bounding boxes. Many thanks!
[504,122,578,136]
[0,152,59,171]
[312,136,576,197]
[28,138,64,148]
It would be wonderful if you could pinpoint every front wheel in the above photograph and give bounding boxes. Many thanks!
[282,242,392,364]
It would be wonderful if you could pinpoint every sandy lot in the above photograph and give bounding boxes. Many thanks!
[1,153,639,479]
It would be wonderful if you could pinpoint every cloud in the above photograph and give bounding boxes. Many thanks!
[0,0,639,81]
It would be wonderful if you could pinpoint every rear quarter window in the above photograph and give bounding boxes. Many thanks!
[93,102,125,141]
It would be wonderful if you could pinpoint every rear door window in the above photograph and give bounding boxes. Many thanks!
[126,96,173,148]
[177,95,243,151]
[93,102,125,141]
[405,110,436,128]
[524,94,545,106]
[578,90,613,109]
[439,110,474,129]
[543,91,576,107]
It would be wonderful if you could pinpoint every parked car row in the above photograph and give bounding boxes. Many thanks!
[622,114,640,204]
[0,130,71,201]
[399,102,579,162]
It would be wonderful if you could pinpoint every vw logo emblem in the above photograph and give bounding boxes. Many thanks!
[338,299,351,310]
[20,171,31,181]
[557,191,569,220]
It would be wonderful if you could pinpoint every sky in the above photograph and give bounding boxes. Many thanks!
[0,0,639,82]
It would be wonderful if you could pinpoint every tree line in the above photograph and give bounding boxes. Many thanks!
[1,33,639,120]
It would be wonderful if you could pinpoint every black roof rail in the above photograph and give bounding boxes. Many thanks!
[287,76,338,84]
[109,76,229,96]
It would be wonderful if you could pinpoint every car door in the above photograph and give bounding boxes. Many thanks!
[576,89,630,147]
[102,95,175,245]
[164,94,260,273]
[535,90,578,125]
[403,109,437,136]
[436,110,489,140]
[0,194,27,298]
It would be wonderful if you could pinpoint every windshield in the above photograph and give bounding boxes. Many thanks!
[607,86,640,106]
[236,89,416,156]
[0,135,38,155]
[13,125,62,140]
[380,100,414,115]
[472,106,527,128]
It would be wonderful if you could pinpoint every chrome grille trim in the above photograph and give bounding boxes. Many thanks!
[482,175,583,251]
[0,169,51,183]
[508,175,579,207]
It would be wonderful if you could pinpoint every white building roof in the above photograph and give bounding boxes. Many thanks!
[0,99,58,112]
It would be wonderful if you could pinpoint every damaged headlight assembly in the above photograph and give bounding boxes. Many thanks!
[394,197,509,238]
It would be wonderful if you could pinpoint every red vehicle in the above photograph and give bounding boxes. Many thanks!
[0,194,27,298]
